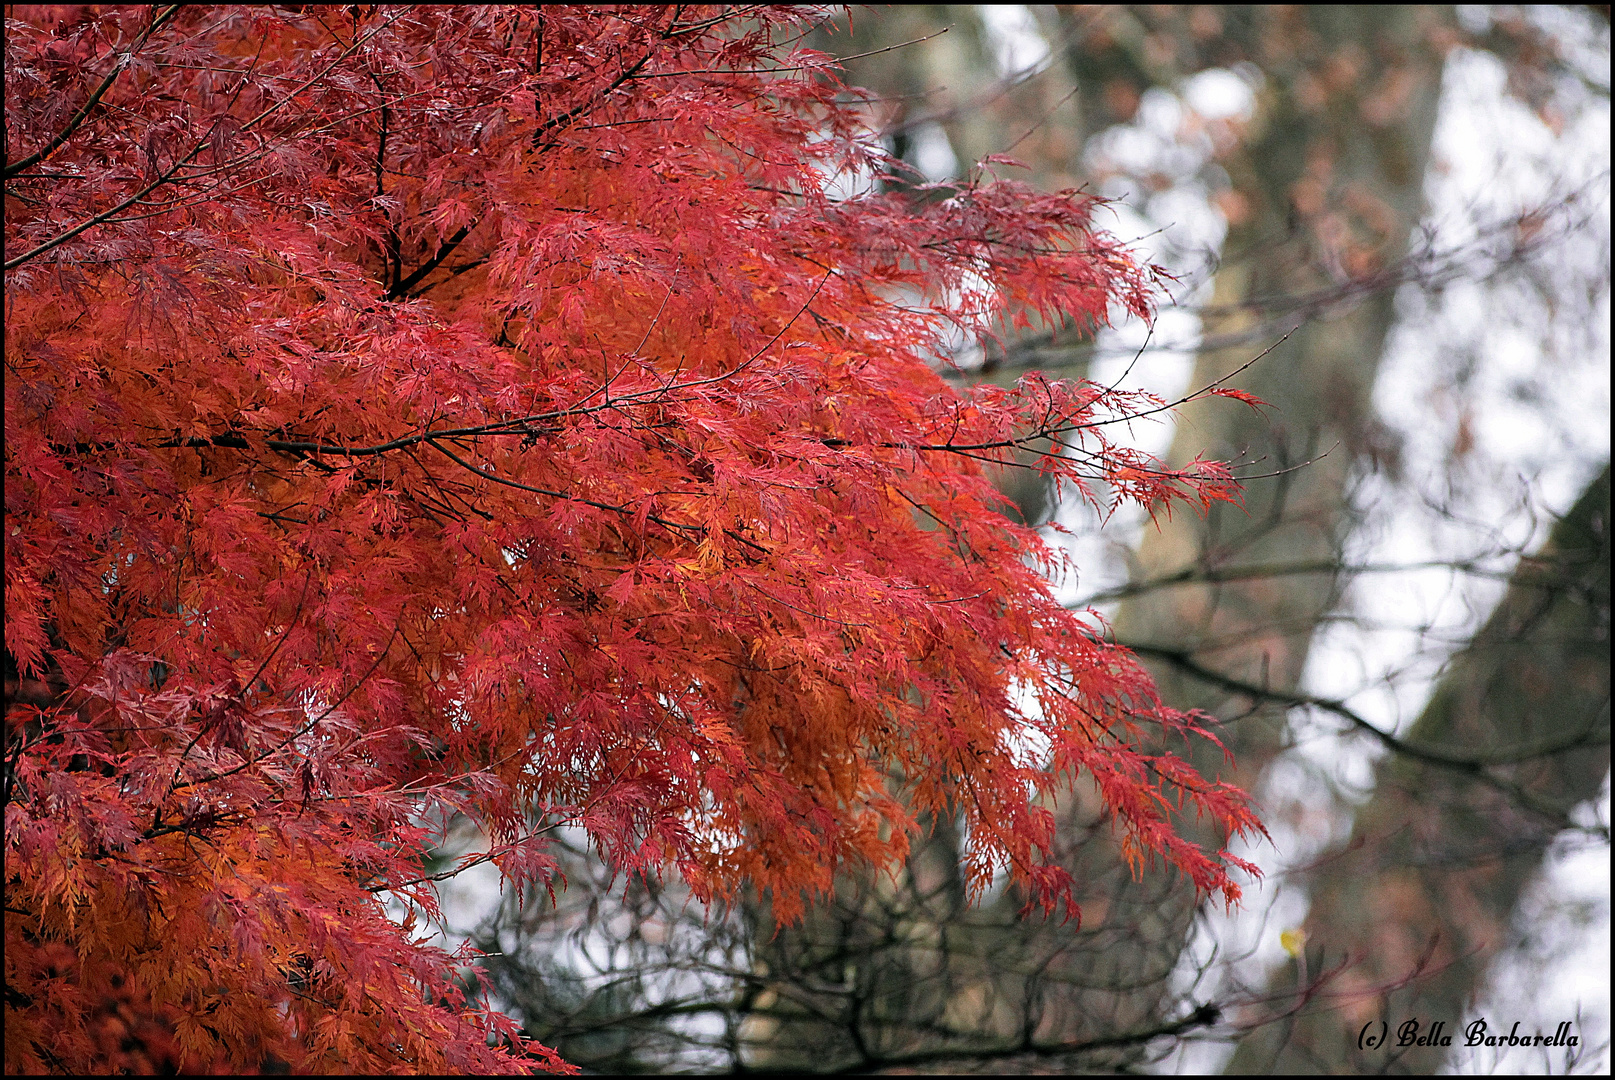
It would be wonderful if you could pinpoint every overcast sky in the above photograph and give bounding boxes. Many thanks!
[980,5,1611,1072]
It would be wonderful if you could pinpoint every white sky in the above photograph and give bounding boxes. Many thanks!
[1004,5,1610,1073]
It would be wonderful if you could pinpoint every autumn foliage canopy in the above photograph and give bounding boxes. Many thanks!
[4,5,1264,1073]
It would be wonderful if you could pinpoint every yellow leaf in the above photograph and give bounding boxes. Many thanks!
[1280,927,1308,957]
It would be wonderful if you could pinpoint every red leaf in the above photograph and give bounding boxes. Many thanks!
[3,5,1258,1074]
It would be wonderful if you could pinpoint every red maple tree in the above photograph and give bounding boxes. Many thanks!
[5,6,1264,1073]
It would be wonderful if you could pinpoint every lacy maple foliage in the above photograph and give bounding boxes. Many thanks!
[5,6,1265,1073]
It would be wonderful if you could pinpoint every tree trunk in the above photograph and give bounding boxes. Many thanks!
[972,8,1453,1067]
[746,7,1454,1069]
[1226,462,1610,1073]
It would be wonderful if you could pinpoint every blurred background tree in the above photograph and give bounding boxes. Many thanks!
[429,6,1610,1072]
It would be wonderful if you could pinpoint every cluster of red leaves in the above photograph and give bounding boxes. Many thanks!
[5,6,1263,1073]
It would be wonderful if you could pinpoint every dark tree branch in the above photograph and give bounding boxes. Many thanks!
[389,221,473,300]
[1118,640,1608,835]
[3,6,183,180]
